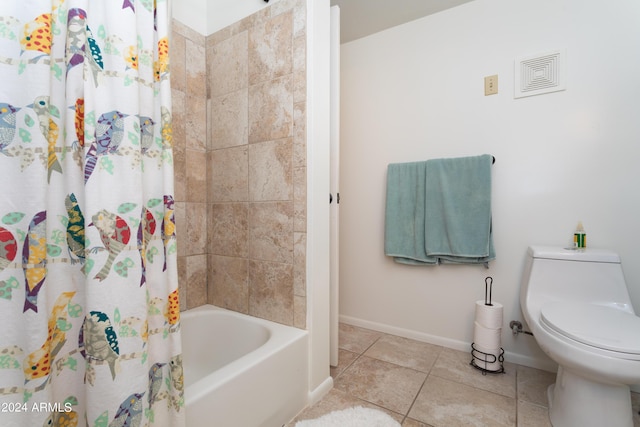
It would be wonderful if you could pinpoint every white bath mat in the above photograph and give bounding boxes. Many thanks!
[294,406,401,427]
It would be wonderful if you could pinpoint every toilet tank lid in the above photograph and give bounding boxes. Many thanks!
[528,246,620,263]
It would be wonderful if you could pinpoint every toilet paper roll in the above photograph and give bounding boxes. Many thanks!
[472,342,503,371]
[475,300,503,329]
[473,321,502,349]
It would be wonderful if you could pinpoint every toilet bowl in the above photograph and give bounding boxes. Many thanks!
[520,246,640,427]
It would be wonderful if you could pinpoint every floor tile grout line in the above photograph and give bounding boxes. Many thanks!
[426,370,518,402]
[334,332,384,380]
[324,325,640,425]
[331,360,410,424]
[332,351,360,381]
[338,332,422,422]
[358,335,442,425]
[361,333,384,355]
[337,326,560,426]
[402,370,431,426]
[401,347,446,426]
[514,367,519,427]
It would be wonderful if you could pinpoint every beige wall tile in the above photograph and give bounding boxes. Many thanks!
[293,69,307,104]
[249,201,293,264]
[209,255,249,314]
[170,32,187,93]
[293,231,306,296]
[209,89,248,150]
[173,0,307,321]
[292,0,306,38]
[210,31,248,98]
[294,294,306,329]
[186,149,207,203]
[172,91,187,203]
[293,166,306,232]
[271,0,298,19]
[206,26,232,47]
[177,255,187,311]
[249,138,293,202]
[210,202,248,257]
[186,39,207,98]
[293,34,306,103]
[293,101,306,168]
[233,7,270,35]
[170,89,186,149]
[172,19,205,45]
[186,202,207,255]
[209,146,249,202]
[249,259,294,325]
[186,254,208,309]
[248,75,293,144]
[184,94,207,151]
[175,201,187,258]
[248,11,293,86]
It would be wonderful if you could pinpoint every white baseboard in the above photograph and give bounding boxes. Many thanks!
[338,315,640,397]
[308,375,333,407]
[339,315,558,373]
[340,314,469,351]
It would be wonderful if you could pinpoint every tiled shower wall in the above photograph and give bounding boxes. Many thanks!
[171,0,307,329]
[171,20,208,312]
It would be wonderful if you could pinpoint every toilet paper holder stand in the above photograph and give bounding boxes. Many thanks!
[470,276,505,375]
[470,343,505,375]
[484,276,493,306]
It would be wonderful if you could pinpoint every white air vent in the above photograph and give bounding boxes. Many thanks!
[514,50,566,98]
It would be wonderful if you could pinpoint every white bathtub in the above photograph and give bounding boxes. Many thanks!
[182,305,309,427]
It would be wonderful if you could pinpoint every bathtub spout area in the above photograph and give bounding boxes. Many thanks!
[182,305,309,427]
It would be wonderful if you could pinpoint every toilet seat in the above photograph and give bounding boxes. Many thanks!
[540,302,640,360]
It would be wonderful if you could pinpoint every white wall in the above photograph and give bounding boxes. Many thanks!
[339,0,640,369]
[307,0,333,402]
[171,0,208,35]
[172,0,277,35]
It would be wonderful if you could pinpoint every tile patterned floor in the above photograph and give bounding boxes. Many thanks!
[287,323,640,427]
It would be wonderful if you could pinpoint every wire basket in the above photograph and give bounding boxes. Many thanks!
[470,342,505,375]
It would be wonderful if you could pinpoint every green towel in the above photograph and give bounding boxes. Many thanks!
[384,161,437,264]
[384,154,495,266]
[425,154,494,264]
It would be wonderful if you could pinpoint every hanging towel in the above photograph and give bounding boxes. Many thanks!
[384,161,438,265]
[425,154,495,264]
[384,154,495,266]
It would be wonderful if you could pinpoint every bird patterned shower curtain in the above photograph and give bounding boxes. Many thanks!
[0,0,185,426]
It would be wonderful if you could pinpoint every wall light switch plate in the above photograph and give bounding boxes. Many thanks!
[484,75,498,96]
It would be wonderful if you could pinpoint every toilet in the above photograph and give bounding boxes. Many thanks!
[520,246,640,427]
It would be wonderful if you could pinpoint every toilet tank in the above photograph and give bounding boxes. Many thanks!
[520,246,635,328]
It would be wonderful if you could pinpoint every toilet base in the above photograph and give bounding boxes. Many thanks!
[547,366,633,427]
